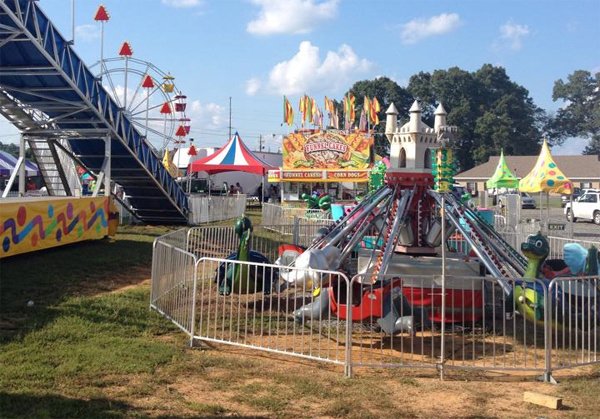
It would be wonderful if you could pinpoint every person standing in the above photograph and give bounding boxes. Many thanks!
[235,182,244,194]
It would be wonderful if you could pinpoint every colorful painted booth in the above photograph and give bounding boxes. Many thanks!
[1,196,110,258]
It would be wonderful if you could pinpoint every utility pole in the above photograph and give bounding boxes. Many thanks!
[259,135,263,151]
[228,96,232,139]
[71,0,75,43]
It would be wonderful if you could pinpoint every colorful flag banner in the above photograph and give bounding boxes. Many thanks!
[283,96,294,126]
[370,97,381,126]
[359,109,367,131]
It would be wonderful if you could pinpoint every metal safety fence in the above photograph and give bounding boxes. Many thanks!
[151,231,600,382]
[151,239,197,337]
[193,257,351,367]
[448,230,599,261]
[188,194,247,224]
[261,203,331,233]
[346,274,550,377]
[186,222,335,262]
[547,276,599,376]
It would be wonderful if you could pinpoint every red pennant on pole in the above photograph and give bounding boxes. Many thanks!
[187,145,197,156]
[94,5,110,21]
[118,42,133,57]
[175,125,187,137]
[159,102,172,114]
[141,74,154,88]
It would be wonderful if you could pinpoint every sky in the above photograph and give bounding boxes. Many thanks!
[1,0,599,155]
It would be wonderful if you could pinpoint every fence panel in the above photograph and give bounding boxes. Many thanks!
[187,226,287,262]
[157,228,189,250]
[193,257,351,366]
[261,203,331,233]
[187,222,335,263]
[547,276,600,374]
[347,274,550,375]
[547,237,599,260]
[151,239,198,338]
[188,195,247,224]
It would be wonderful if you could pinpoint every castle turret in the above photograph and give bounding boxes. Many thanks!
[434,103,447,133]
[385,103,398,142]
[408,100,421,133]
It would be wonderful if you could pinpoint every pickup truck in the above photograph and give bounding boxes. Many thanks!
[564,190,600,225]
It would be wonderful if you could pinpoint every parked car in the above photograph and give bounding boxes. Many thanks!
[498,192,536,209]
[561,188,583,207]
[520,192,537,209]
[564,190,600,225]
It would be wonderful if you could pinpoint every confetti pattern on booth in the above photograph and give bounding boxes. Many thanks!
[0,197,109,258]
[518,140,572,194]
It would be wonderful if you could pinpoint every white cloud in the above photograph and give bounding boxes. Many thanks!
[161,0,204,8]
[245,78,262,96]
[395,13,462,44]
[247,0,339,35]
[250,41,373,95]
[494,20,530,51]
[187,100,226,130]
[75,24,100,42]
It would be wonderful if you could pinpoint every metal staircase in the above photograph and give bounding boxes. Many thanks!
[28,138,81,196]
[0,89,80,196]
[0,0,188,223]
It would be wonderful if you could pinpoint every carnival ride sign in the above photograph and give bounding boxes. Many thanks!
[280,131,372,182]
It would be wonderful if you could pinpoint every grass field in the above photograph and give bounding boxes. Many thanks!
[1,215,600,418]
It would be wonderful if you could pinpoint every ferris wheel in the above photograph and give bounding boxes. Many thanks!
[90,48,190,152]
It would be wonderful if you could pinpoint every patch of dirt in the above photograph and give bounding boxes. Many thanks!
[163,344,599,418]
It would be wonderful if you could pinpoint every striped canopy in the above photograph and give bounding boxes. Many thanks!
[188,132,275,175]
[0,150,39,176]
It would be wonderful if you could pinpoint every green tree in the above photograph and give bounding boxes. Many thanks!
[0,141,33,159]
[550,70,600,155]
[408,64,546,171]
[348,77,413,156]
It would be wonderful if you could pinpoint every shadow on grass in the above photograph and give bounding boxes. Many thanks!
[0,392,132,419]
[0,392,269,419]
[0,238,154,344]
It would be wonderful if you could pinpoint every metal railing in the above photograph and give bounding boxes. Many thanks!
[192,257,351,366]
[188,194,247,224]
[546,237,599,260]
[448,230,599,261]
[150,239,198,338]
[547,276,599,375]
[186,222,335,262]
[261,203,331,232]
[158,228,188,250]
[151,230,600,381]
[346,274,550,376]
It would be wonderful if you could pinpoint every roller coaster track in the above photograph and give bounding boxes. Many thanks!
[0,0,188,223]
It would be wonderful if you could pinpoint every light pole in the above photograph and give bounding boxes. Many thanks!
[187,138,194,195]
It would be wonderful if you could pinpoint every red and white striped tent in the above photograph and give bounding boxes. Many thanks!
[188,132,275,175]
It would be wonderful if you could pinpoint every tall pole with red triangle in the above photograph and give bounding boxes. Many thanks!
[141,74,155,139]
[119,42,133,110]
[94,5,110,72]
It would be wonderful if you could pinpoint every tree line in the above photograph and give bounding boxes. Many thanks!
[346,65,599,171]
